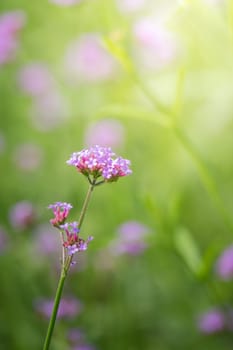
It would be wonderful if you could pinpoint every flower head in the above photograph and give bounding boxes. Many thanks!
[48,202,72,227]
[67,145,132,183]
[60,221,93,256]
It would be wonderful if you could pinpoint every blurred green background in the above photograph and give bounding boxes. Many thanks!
[1,0,233,349]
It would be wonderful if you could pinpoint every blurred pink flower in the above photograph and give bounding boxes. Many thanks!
[50,0,83,5]
[198,309,225,334]
[215,245,233,280]
[30,91,69,131]
[110,220,151,256]
[117,220,151,240]
[18,63,56,97]
[9,200,37,230]
[0,10,26,65]
[35,296,83,319]
[133,18,178,70]
[13,143,43,171]
[115,0,145,13]
[33,223,61,255]
[84,119,125,148]
[64,34,117,83]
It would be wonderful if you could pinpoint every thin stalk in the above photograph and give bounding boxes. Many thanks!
[78,183,95,230]
[42,183,96,350]
[42,268,67,350]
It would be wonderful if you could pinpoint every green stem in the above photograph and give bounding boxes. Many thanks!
[42,268,67,350]
[78,183,95,230]
[42,183,95,350]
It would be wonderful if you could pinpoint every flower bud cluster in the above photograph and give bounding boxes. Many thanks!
[48,202,93,256]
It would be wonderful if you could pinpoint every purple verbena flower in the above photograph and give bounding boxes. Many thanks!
[59,221,93,255]
[48,202,72,227]
[197,309,225,334]
[67,145,132,183]
[65,235,94,256]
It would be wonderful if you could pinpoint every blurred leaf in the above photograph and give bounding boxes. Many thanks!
[174,226,201,275]
[102,36,134,74]
[97,104,171,127]
[197,241,221,280]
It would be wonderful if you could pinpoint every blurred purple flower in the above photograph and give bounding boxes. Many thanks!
[68,328,85,344]
[133,18,178,70]
[0,10,26,65]
[198,309,225,334]
[84,119,125,149]
[35,296,83,319]
[50,0,82,5]
[117,220,151,241]
[33,223,61,255]
[115,0,145,13]
[110,220,151,256]
[64,34,117,83]
[30,91,69,131]
[215,245,233,280]
[12,143,43,171]
[18,63,56,97]
[9,200,37,230]
[114,240,148,256]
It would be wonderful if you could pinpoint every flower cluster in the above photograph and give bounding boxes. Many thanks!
[67,145,132,183]
[48,202,93,256]
[60,222,93,255]
[48,202,72,227]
